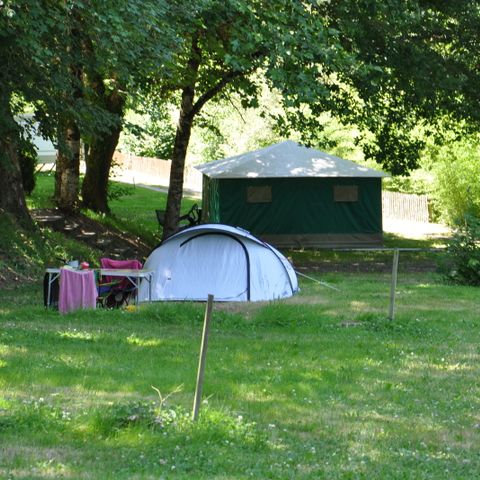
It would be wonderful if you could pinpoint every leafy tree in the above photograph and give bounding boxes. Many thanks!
[120,104,176,161]
[156,0,480,239]
[80,0,175,213]
[430,138,480,223]
[0,1,71,223]
[155,0,364,239]
[0,0,173,218]
[320,0,480,174]
[0,1,112,218]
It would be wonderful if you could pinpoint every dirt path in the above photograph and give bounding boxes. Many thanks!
[31,208,152,260]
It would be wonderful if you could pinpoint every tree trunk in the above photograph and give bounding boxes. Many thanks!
[81,88,125,213]
[162,34,201,241]
[54,12,83,214]
[0,96,32,226]
[162,88,196,240]
[55,119,81,213]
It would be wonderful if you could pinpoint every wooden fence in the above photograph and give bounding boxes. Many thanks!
[382,191,430,223]
[113,151,202,191]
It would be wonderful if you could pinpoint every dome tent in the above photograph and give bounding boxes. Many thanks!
[138,224,298,302]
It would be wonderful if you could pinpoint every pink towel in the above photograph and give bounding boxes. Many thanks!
[59,268,98,314]
[100,258,142,284]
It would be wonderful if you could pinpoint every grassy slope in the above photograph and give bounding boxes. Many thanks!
[1,174,479,478]
[0,213,101,288]
[0,173,196,287]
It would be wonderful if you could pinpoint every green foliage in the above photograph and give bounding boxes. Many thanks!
[383,172,431,196]
[106,182,134,202]
[430,138,480,223]
[90,401,183,437]
[320,1,480,174]
[441,215,480,286]
[121,106,176,160]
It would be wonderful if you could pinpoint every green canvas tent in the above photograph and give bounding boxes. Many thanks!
[196,141,389,248]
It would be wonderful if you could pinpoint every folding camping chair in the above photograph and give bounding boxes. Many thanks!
[97,258,143,308]
[155,203,202,233]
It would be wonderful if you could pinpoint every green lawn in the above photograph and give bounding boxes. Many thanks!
[1,271,479,479]
[1,173,478,478]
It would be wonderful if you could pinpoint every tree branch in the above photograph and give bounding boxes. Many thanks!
[190,67,254,118]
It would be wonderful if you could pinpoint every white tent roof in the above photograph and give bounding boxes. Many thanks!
[196,140,388,179]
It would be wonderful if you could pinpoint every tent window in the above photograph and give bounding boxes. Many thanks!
[334,185,358,202]
[246,186,272,203]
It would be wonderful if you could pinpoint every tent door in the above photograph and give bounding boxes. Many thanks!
[175,233,250,301]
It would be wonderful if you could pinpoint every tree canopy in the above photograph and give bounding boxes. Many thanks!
[319,0,480,173]
[1,0,479,229]
[154,0,373,238]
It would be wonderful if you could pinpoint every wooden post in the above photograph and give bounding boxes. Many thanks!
[388,249,400,320]
[192,294,214,421]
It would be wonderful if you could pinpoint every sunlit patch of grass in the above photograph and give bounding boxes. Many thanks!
[126,334,163,347]
[57,330,98,342]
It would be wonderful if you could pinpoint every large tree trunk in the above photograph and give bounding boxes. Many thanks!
[55,119,81,213]
[81,88,125,213]
[0,96,32,226]
[162,88,196,241]
[54,11,83,214]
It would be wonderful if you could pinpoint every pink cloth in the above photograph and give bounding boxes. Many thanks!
[100,258,143,284]
[59,268,98,314]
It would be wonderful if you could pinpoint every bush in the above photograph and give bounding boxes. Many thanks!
[442,215,480,286]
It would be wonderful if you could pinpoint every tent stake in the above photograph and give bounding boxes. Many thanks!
[192,294,214,421]
[388,249,400,320]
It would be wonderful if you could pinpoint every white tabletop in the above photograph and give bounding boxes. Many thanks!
[46,267,153,278]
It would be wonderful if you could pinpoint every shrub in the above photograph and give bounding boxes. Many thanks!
[442,214,480,286]
[431,139,480,223]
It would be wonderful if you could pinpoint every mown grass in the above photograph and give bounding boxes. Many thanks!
[2,172,477,478]
[1,270,479,478]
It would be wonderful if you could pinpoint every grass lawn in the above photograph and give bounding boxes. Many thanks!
[1,173,478,478]
[1,270,479,479]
